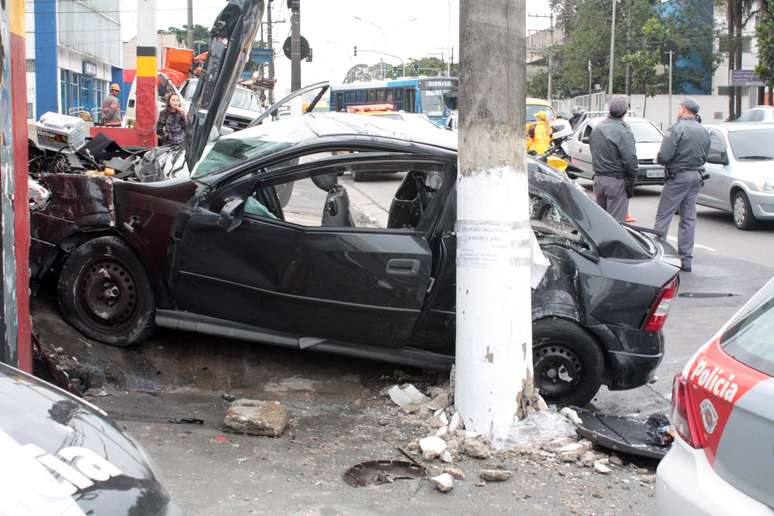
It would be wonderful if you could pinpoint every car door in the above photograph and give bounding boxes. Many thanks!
[570,122,594,178]
[170,151,441,349]
[698,129,732,210]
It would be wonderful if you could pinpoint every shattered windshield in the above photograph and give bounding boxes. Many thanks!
[192,116,316,179]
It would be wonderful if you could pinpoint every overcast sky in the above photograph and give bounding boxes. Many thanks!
[121,0,551,96]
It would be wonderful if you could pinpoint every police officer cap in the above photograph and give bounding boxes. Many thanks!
[681,98,700,114]
[608,95,629,118]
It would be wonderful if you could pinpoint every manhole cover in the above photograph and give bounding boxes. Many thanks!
[678,292,736,299]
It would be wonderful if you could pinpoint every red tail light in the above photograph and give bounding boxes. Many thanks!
[643,276,679,332]
[671,374,704,448]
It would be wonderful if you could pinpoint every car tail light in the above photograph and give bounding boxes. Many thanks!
[643,276,679,332]
[671,374,704,448]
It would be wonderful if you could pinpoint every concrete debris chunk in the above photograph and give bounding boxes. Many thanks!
[420,436,447,460]
[223,399,289,437]
[428,392,450,411]
[594,462,612,475]
[462,437,491,459]
[448,412,462,433]
[387,384,430,409]
[430,473,454,493]
[557,442,591,463]
[610,454,624,466]
[436,426,449,438]
[580,451,597,467]
[440,450,454,463]
[542,437,576,453]
[479,469,513,482]
[443,466,466,480]
[559,407,584,426]
[431,410,449,428]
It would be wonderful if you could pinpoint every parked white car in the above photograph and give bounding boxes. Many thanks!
[736,105,774,123]
[180,78,263,131]
[563,116,666,185]
[698,123,774,230]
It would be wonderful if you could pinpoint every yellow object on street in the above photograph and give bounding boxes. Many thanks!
[527,111,553,155]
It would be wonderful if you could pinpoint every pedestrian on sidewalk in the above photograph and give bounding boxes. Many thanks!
[653,98,711,272]
[156,93,187,146]
[100,84,123,127]
[589,95,638,222]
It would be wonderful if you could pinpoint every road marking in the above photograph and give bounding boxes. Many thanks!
[666,236,717,253]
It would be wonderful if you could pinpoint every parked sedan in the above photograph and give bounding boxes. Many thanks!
[564,116,667,185]
[736,105,774,123]
[27,0,678,407]
[699,123,774,230]
[0,362,182,515]
[656,276,774,515]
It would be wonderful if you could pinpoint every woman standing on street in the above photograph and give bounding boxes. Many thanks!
[156,93,187,146]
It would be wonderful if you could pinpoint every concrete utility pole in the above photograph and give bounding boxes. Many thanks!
[624,0,631,95]
[290,0,301,92]
[267,0,275,103]
[588,59,592,97]
[135,0,158,147]
[547,11,553,103]
[608,0,617,102]
[186,0,194,49]
[456,0,533,439]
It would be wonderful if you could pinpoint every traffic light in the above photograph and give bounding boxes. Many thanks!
[354,45,357,57]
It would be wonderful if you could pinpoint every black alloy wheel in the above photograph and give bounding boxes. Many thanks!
[58,236,155,347]
[532,319,605,407]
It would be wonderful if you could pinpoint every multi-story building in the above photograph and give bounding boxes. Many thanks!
[25,0,123,120]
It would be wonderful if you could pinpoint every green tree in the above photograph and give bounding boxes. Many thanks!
[528,70,549,98]
[755,0,774,92]
[167,25,211,49]
[344,64,373,83]
[623,17,668,115]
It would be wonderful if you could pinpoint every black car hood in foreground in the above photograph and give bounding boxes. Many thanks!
[0,363,181,516]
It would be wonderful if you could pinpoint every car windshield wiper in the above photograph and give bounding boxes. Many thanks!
[736,155,774,160]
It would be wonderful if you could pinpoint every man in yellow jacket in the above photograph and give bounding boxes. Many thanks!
[527,110,552,154]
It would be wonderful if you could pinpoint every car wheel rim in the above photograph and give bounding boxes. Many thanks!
[78,259,138,332]
[534,345,582,398]
[733,196,746,226]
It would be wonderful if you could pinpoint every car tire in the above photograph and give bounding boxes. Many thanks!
[732,190,757,230]
[58,236,155,347]
[532,318,605,407]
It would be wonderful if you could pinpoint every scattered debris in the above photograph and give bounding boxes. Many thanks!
[169,417,204,425]
[610,455,624,466]
[221,393,237,402]
[430,473,454,493]
[492,408,577,450]
[580,450,597,467]
[440,450,454,463]
[448,412,463,433]
[479,469,513,482]
[431,409,449,428]
[420,436,447,460]
[560,407,584,426]
[573,407,672,459]
[223,399,289,437]
[443,467,465,480]
[214,435,227,443]
[462,437,491,459]
[557,441,593,462]
[475,480,486,487]
[594,462,612,475]
[387,384,431,412]
[646,413,674,446]
[343,460,426,487]
[427,392,450,411]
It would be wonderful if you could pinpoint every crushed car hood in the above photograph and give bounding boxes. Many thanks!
[0,363,181,516]
[185,0,265,170]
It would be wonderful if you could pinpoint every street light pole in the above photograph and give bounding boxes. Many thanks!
[290,0,301,92]
[608,0,617,102]
[457,0,534,440]
[588,59,592,98]
[667,50,674,122]
[547,10,553,104]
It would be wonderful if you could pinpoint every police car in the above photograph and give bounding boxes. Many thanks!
[0,363,183,515]
[656,277,774,515]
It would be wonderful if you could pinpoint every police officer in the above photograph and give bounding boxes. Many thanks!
[589,95,638,222]
[653,98,711,272]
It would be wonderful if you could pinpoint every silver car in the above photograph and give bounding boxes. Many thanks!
[699,123,774,230]
[563,116,667,185]
[736,105,774,123]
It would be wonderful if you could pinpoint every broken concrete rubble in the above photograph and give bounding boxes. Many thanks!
[580,450,597,467]
[440,450,454,463]
[594,462,612,475]
[387,384,430,409]
[557,441,593,462]
[431,473,455,493]
[479,469,513,482]
[223,399,289,437]
[559,407,584,426]
[462,437,491,459]
[419,436,447,460]
[443,467,466,480]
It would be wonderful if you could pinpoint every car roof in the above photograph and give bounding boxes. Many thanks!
[705,122,774,132]
[585,116,653,126]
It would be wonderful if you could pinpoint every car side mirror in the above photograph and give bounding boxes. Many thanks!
[219,197,245,232]
[706,151,729,165]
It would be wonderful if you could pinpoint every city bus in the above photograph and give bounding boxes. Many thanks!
[329,77,458,126]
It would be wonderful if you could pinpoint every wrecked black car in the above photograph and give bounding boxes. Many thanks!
[27,0,678,407]
[0,362,182,515]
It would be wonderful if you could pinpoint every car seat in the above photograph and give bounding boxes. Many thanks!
[311,173,354,227]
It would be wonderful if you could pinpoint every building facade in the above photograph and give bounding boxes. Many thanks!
[25,0,123,120]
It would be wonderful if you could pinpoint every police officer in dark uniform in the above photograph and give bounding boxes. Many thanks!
[653,98,711,272]
[589,95,639,222]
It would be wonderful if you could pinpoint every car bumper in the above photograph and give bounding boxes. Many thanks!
[635,164,666,185]
[656,435,774,516]
[749,190,774,220]
[589,324,664,390]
